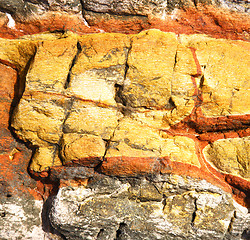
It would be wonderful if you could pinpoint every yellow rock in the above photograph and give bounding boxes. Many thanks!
[12,93,69,146]
[61,133,106,164]
[0,38,37,79]
[26,37,78,92]
[106,118,200,167]
[161,135,200,167]
[182,35,250,116]
[204,136,250,180]
[9,30,249,172]
[29,146,61,172]
[163,192,195,232]
[68,33,131,105]
[106,118,162,158]
[121,30,196,126]
[122,30,177,109]
[64,100,122,140]
[73,33,131,73]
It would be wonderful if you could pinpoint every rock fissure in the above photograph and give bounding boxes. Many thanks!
[64,41,82,89]
[114,222,127,240]
[191,197,197,226]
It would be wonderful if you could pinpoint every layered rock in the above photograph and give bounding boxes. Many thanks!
[0,25,249,239]
[0,0,249,40]
[9,30,250,181]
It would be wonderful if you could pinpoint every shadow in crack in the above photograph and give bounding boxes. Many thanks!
[42,192,67,240]
[242,229,250,240]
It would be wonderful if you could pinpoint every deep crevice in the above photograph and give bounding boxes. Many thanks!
[115,222,127,240]
[173,50,178,71]
[64,41,82,89]
[227,210,236,233]
[168,97,177,110]
[199,75,205,89]
[96,229,105,239]
[192,0,198,8]
[79,0,91,27]
[114,43,132,108]
[57,97,75,165]
[41,194,67,240]
[114,83,127,106]
[162,194,167,211]
[191,198,197,226]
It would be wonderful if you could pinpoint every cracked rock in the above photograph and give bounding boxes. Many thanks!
[49,175,250,240]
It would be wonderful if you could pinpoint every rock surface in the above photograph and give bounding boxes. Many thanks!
[0,0,249,238]
[50,175,250,240]
[0,0,249,39]
[0,29,247,239]
[10,30,250,180]
[204,136,250,180]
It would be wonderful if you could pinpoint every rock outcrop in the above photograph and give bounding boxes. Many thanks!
[0,0,249,39]
[0,1,249,240]
[50,175,250,240]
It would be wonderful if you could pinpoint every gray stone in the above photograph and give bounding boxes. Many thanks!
[0,0,82,20]
[0,196,44,239]
[81,0,193,16]
[81,0,249,16]
[49,174,250,240]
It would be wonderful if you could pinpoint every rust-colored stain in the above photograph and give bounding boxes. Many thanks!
[0,35,249,209]
[0,7,249,40]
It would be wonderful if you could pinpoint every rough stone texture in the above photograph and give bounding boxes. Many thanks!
[0,196,44,239]
[49,175,250,240]
[81,0,250,15]
[0,0,249,39]
[0,0,249,237]
[0,30,246,239]
[10,30,250,179]
[204,136,250,180]
[0,49,50,239]
[181,35,250,117]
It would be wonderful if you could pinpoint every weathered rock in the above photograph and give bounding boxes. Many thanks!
[101,117,200,177]
[0,196,44,239]
[0,58,49,239]
[49,175,250,240]
[0,0,82,20]
[10,30,250,177]
[0,0,249,40]
[7,29,249,210]
[0,28,249,240]
[26,35,78,92]
[81,0,250,16]
[182,35,250,117]
[204,136,250,180]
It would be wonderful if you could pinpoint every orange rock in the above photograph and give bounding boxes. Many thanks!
[0,63,17,128]
[0,6,249,40]
[0,12,99,39]
[99,156,165,177]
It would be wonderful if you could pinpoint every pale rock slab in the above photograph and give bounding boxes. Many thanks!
[204,136,250,180]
